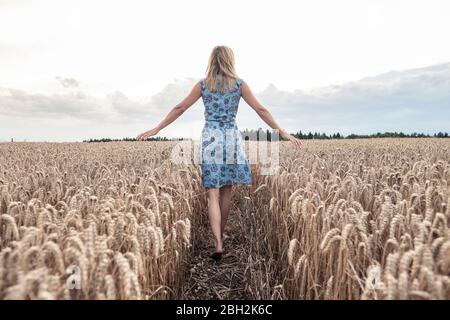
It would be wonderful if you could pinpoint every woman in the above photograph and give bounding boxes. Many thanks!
[137,45,301,260]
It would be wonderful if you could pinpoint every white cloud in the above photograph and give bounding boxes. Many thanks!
[1,63,449,141]
[1,0,450,96]
[55,76,80,88]
[0,88,106,120]
[245,62,450,135]
[0,78,204,141]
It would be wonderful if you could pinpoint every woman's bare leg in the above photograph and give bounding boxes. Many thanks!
[207,188,223,253]
[219,185,232,238]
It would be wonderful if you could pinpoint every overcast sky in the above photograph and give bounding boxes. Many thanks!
[1,0,450,141]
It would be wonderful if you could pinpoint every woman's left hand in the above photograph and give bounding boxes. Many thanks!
[280,129,302,149]
[137,128,159,141]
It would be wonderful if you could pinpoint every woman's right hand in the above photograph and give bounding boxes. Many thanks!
[280,129,302,149]
[137,127,159,141]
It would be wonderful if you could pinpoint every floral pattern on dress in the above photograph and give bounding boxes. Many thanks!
[198,78,252,189]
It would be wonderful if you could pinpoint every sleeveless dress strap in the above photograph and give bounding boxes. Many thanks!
[236,78,244,94]
[200,79,206,93]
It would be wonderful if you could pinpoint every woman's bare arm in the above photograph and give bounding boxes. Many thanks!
[137,82,202,140]
[241,81,301,149]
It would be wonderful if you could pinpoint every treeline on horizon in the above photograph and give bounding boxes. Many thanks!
[292,130,449,140]
[83,136,182,143]
[241,129,450,140]
[82,129,450,143]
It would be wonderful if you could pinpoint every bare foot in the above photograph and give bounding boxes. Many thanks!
[210,238,223,261]
[213,238,223,253]
[210,251,223,261]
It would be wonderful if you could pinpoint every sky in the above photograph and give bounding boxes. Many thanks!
[0,0,450,141]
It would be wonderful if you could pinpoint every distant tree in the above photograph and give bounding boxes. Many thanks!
[294,131,304,139]
[266,129,271,141]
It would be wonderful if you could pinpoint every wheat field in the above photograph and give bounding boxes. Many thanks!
[0,139,449,300]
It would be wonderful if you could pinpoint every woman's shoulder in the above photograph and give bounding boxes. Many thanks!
[234,78,244,91]
[235,78,245,94]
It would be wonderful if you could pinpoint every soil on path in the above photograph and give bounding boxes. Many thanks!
[182,204,251,300]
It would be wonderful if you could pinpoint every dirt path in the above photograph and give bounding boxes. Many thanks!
[182,202,251,300]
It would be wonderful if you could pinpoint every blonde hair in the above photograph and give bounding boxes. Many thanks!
[204,45,239,94]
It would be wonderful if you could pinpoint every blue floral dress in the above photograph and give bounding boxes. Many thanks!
[198,78,252,189]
